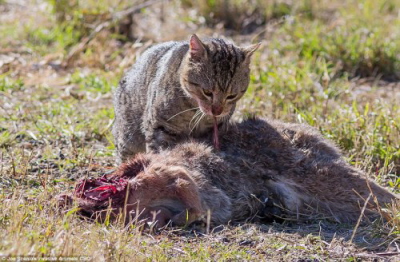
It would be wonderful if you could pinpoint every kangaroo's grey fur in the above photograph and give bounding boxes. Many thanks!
[68,118,398,227]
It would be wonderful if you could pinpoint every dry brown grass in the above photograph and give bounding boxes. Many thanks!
[0,0,399,260]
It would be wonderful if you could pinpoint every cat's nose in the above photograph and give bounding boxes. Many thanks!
[211,105,223,116]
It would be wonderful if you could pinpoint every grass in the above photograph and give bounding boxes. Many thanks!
[0,0,399,260]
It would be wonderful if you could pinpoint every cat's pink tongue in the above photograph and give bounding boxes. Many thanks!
[213,116,220,150]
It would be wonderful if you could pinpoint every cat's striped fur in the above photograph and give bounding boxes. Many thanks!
[113,35,259,163]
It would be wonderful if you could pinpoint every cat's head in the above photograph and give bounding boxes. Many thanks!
[181,34,259,117]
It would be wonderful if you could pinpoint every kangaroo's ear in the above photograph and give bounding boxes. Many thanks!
[242,43,261,62]
[115,154,151,178]
[189,34,207,61]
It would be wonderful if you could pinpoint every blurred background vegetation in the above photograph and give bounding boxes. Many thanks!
[0,0,399,180]
[1,0,399,180]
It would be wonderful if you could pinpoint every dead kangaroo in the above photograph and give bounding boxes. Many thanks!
[61,117,398,228]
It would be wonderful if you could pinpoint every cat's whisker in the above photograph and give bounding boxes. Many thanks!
[224,115,230,131]
[190,112,205,134]
[189,110,202,130]
[224,114,231,123]
[167,107,200,121]
[189,110,200,126]
[189,112,201,132]
[189,114,200,134]
[224,112,234,129]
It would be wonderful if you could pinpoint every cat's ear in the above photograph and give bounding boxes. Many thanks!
[242,43,261,62]
[189,34,207,60]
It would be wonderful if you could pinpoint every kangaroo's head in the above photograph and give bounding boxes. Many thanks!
[125,163,204,228]
[70,154,204,229]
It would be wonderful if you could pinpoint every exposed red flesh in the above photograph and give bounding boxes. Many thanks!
[74,175,128,202]
[213,116,220,150]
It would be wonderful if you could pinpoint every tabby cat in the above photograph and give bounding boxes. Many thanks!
[113,34,259,163]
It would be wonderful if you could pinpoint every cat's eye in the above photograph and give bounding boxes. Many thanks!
[226,94,237,100]
[188,81,200,87]
[203,89,213,97]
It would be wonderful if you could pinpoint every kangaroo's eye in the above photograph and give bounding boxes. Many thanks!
[203,89,213,97]
[226,94,237,100]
